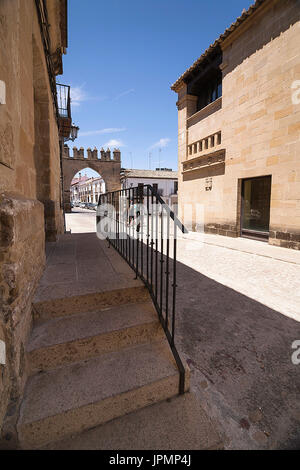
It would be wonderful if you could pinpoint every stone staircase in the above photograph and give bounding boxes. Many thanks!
[14,235,189,449]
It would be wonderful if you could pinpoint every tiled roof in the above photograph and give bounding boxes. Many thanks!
[121,169,178,179]
[71,175,105,186]
[171,0,267,92]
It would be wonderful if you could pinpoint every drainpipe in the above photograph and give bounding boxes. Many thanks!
[59,138,66,233]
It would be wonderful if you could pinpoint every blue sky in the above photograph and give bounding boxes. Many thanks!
[62,0,253,177]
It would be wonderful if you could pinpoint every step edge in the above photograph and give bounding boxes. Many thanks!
[27,314,159,353]
[20,339,178,425]
[18,373,180,449]
[26,301,158,353]
[27,321,164,373]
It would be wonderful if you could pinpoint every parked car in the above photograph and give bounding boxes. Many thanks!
[86,202,97,210]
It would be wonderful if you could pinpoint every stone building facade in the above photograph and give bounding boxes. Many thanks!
[70,174,105,204]
[0,0,68,432]
[172,0,300,249]
[62,145,121,212]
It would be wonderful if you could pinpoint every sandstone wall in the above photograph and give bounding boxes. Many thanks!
[177,0,300,249]
[0,194,45,432]
[0,0,64,240]
[0,0,64,433]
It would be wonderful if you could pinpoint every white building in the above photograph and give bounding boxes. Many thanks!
[120,169,178,207]
[70,173,106,204]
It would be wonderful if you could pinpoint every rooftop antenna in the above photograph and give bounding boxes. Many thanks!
[129,152,133,169]
[148,152,152,170]
[158,148,162,169]
[153,159,165,170]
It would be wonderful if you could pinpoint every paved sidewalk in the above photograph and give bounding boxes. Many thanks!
[65,207,96,233]
[60,213,300,448]
[180,231,300,265]
[176,235,300,323]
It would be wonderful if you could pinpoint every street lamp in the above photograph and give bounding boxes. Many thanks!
[67,123,79,142]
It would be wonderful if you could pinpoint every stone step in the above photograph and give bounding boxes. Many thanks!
[27,302,164,373]
[18,340,183,449]
[32,285,150,321]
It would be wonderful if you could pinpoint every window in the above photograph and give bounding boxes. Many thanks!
[138,183,144,198]
[187,50,223,114]
[153,183,158,194]
[196,72,222,112]
[174,181,178,194]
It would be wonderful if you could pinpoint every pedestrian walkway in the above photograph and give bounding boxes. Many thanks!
[9,232,221,450]
[180,231,300,265]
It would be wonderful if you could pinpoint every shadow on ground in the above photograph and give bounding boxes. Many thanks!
[114,236,300,449]
[174,257,300,449]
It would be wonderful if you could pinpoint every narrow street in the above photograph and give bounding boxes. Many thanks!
[65,207,97,233]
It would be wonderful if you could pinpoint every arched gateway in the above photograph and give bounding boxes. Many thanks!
[62,145,121,212]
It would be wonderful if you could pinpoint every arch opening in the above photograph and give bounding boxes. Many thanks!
[70,168,106,209]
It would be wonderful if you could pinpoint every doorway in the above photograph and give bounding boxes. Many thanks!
[241,175,272,241]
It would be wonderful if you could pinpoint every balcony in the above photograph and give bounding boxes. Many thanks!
[56,83,72,139]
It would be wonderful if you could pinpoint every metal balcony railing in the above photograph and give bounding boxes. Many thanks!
[56,83,72,139]
[56,83,71,119]
[97,185,188,394]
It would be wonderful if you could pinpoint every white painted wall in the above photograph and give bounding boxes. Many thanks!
[121,177,177,205]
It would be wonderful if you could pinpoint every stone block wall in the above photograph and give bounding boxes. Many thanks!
[0,0,66,434]
[0,194,45,431]
[0,0,64,241]
[176,0,300,249]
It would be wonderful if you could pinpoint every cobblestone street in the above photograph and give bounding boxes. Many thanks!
[174,234,300,449]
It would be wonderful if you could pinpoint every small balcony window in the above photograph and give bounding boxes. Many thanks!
[197,73,222,112]
[187,50,223,114]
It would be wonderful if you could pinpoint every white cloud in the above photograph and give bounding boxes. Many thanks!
[103,139,125,148]
[113,88,135,101]
[70,84,107,108]
[70,85,87,107]
[148,138,171,150]
[79,127,126,137]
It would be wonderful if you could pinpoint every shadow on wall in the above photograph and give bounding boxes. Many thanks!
[182,162,225,181]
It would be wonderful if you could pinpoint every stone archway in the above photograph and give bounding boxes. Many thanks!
[62,145,121,213]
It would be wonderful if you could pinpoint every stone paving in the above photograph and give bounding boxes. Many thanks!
[64,209,300,449]
[174,235,300,449]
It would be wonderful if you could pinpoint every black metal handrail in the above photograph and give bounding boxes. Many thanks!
[97,185,188,394]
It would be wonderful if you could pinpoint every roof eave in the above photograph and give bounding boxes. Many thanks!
[171,0,268,93]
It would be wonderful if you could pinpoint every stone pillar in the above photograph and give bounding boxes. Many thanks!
[73,146,78,158]
[113,148,121,161]
[64,144,70,157]
[106,148,111,160]
[63,189,71,214]
[78,147,84,158]
[176,84,197,227]
[92,147,98,160]
[100,148,105,160]
[87,148,92,159]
